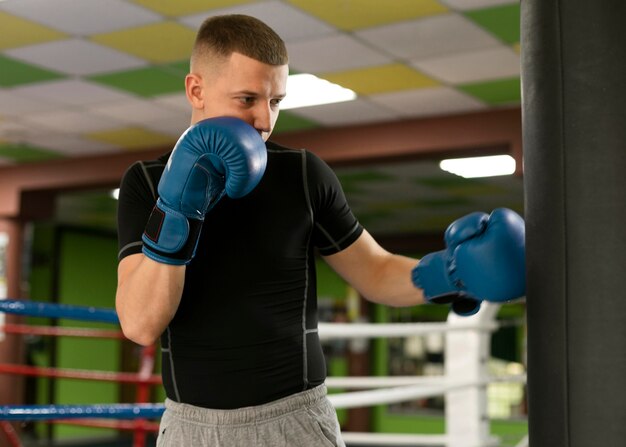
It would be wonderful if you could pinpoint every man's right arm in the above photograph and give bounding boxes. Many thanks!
[116,254,185,346]
[115,118,267,346]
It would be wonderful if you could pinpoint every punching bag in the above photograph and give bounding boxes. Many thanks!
[521,0,626,446]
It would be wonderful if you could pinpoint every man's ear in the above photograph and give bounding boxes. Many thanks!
[185,73,204,110]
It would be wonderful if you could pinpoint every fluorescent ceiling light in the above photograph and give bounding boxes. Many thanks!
[439,155,516,178]
[280,74,357,110]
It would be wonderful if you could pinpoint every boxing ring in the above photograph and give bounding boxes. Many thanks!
[0,299,527,447]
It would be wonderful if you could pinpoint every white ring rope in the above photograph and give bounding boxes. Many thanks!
[327,375,526,409]
[318,321,498,340]
[326,374,526,389]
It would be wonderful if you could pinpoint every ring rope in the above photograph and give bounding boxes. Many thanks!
[49,418,160,432]
[318,321,498,340]
[0,299,118,323]
[0,404,165,421]
[326,374,526,389]
[0,364,162,385]
[327,376,525,409]
[0,323,124,339]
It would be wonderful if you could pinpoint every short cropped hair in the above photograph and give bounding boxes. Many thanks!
[191,14,288,69]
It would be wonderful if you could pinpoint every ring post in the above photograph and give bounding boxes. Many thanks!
[445,303,500,447]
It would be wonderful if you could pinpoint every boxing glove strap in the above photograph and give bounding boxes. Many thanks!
[142,201,204,265]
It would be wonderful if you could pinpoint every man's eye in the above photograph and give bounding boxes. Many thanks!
[239,97,255,105]
[271,98,283,107]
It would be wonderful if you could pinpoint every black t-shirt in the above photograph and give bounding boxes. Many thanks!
[117,141,362,409]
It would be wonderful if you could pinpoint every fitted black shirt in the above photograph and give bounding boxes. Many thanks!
[117,141,362,409]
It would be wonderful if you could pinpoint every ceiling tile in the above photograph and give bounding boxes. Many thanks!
[322,64,440,95]
[0,141,63,163]
[412,46,520,84]
[89,66,185,98]
[22,109,123,134]
[87,127,175,150]
[286,0,448,31]
[287,34,392,73]
[6,39,147,76]
[457,77,520,105]
[130,0,254,17]
[0,54,65,87]
[0,117,33,142]
[465,3,520,44]
[369,86,486,118]
[153,92,191,113]
[180,1,336,43]
[0,11,67,50]
[0,90,60,115]
[286,98,399,126]
[356,13,502,61]
[0,0,162,35]
[90,22,196,63]
[142,115,192,137]
[21,133,121,156]
[11,79,137,107]
[440,0,517,11]
[90,98,189,126]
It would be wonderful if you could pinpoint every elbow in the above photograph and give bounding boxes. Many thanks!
[120,321,161,347]
[117,311,162,346]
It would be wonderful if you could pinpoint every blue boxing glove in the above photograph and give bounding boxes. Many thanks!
[142,117,266,265]
[412,208,526,316]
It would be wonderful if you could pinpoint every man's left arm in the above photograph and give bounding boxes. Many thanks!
[323,229,425,307]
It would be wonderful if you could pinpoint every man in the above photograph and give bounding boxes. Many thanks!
[116,14,525,447]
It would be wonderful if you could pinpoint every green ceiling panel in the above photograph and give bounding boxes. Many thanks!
[89,66,185,97]
[0,54,65,87]
[272,111,319,134]
[457,77,521,105]
[162,60,190,76]
[465,4,521,45]
[0,142,63,163]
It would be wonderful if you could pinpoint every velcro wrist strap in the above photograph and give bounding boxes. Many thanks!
[142,200,204,265]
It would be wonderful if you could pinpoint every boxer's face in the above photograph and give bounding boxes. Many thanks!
[186,52,288,142]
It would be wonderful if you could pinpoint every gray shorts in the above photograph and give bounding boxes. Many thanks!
[156,385,345,446]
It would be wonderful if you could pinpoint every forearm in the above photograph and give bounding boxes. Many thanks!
[360,253,424,307]
[115,254,185,346]
[324,230,424,307]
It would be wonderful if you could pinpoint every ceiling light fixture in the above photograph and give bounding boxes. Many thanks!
[280,74,357,110]
[439,155,516,178]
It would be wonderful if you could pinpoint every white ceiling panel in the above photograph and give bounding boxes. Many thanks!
[288,98,399,126]
[22,132,120,155]
[356,13,503,62]
[0,0,162,35]
[153,92,192,113]
[0,90,59,116]
[369,86,486,118]
[412,46,520,84]
[22,109,123,134]
[12,79,137,107]
[89,98,190,125]
[6,39,147,76]
[287,33,392,74]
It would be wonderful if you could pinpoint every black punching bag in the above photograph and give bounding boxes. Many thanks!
[521,0,626,446]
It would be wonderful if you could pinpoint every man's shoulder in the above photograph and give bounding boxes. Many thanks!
[266,140,305,154]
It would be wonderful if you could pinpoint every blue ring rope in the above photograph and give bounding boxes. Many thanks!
[0,299,119,324]
[0,404,165,421]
